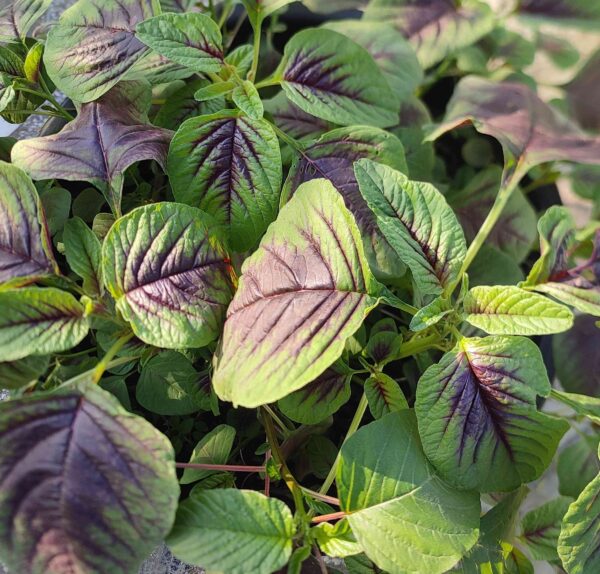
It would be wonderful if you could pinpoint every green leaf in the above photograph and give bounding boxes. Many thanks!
[364,329,403,365]
[0,0,52,41]
[469,245,525,287]
[558,434,600,499]
[194,80,235,101]
[212,179,382,408]
[278,363,353,424]
[224,44,253,79]
[232,79,264,119]
[264,92,331,141]
[241,0,295,26]
[520,497,573,562]
[504,545,534,574]
[44,0,160,102]
[180,424,236,485]
[312,519,361,558]
[415,335,569,492]
[0,383,180,574]
[344,554,380,574]
[125,51,193,84]
[355,158,467,295]
[552,389,600,423]
[337,411,480,574]
[136,351,210,416]
[275,28,400,128]
[136,12,224,74]
[40,187,71,237]
[533,282,600,317]
[167,110,282,252]
[0,287,90,362]
[0,355,49,390]
[463,285,573,335]
[63,217,103,296]
[410,296,452,332]
[102,202,234,349]
[167,489,295,574]
[364,373,408,419]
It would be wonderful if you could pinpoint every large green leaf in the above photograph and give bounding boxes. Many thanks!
[337,411,480,574]
[136,12,224,73]
[212,179,382,408]
[0,384,179,574]
[167,489,295,574]
[463,285,573,335]
[0,355,49,390]
[0,0,52,41]
[0,287,90,362]
[63,217,103,296]
[415,336,569,492]
[355,158,466,295]
[102,202,234,349]
[44,0,160,102]
[0,162,55,286]
[275,28,399,128]
[167,110,281,252]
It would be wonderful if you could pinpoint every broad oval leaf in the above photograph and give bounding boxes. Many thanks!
[12,81,172,215]
[428,76,600,169]
[136,12,224,74]
[0,384,180,574]
[415,335,569,492]
[364,372,408,419]
[44,0,160,102]
[0,162,55,286]
[0,0,52,41]
[0,287,90,362]
[265,92,331,141]
[102,202,234,349]
[337,411,480,574]
[355,158,467,295]
[167,110,282,252]
[63,217,103,296]
[167,488,295,574]
[212,179,382,408]
[282,127,408,280]
[463,285,573,335]
[275,28,400,128]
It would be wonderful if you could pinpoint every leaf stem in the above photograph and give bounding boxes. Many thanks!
[397,332,443,359]
[92,333,134,383]
[268,120,305,152]
[311,511,346,524]
[262,404,293,436]
[248,19,262,81]
[300,487,340,506]
[254,77,281,90]
[174,462,265,472]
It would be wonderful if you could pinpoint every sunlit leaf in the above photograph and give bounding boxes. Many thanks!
[241,0,296,26]
[312,519,361,558]
[0,0,52,41]
[364,372,408,419]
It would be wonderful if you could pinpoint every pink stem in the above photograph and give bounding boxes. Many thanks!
[311,511,346,524]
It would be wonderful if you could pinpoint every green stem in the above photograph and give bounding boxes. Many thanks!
[92,333,134,383]
[207,71,224,84]
[262,404,293,437]
[254,77,280,90]
[248,18,262,81]
[269,121,305,152]
[397,333,442,359]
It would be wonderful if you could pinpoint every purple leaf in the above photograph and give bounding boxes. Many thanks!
[0,384,180,574]
[520,0,600,20]
[11,81,172,215]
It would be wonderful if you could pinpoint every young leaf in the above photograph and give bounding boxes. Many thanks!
[558,434,600,498]
[12,81,172,215]
[0,355,49,390]
[415,336,569,492]
[63,217,103,296]
[0,162,55,286]
[364,372,408,419]
[364,330,403,365]
[212,179,382,408]
[463,285,573,335]
[312,519,361,558]
[355,158,467,295]
[278,363,353,425]
[179,424,236,485]
[102,202,234,349]
[167,110,282,252]
[167,489,295,574]
[520,497,573,562]
[232,80,264,119]
[0,384,180,574]
[0,0,52,41]
[136,351,210,416]
[264,92,331,141]
[275,29,400,128]
[282,127,408,280]
[136,12,224,74]
[428,76,600,169]
[0,287,90,362]
[410,296,452,332]
[44,0,160,102]
[337,411,480,574]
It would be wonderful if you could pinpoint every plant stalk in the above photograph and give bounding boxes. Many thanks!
[175,462,265,472]
[311,511,346,524]
[92,333,134,383]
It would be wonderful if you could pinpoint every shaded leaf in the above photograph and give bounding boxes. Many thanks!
[63,217,103,296]
[212,179,382,408]
[364,372,408,419]
[355,158,466,295]
[12,81,172,214]
[0,384,180,574]
[167,110,281,252]
[167,489,295,574]
[0,287,90,362]
[0,355,49,390]
[44,0,160,102]
[0,0,52,41]
[364,329,403,365]
[40,187,71,237]
[275,28,399,128]
[519,0,600,21]
[469,245,525,288]
[504,545,534,574]
[558,434,600,498]
[102,202,234,349]
[338,411,480,574]
[415,335,569,491]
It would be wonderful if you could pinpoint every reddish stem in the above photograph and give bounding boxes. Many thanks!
[311,511,346,524]
[264,450,272,497]
[175,463,265,472]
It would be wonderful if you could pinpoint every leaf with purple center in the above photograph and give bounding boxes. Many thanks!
[44,0,160,102]
[11,81,172,216]
[0,383,180,574]
[0,162,56,287]
[167,110,282,252]
[364,319,403,366]
[102,202,235,349]
[278,362,353,425]
[0,0,52,42]
[355,158,467,296]
[364,372,408,419]
[415,335,569,492]
[274,28,400,128]
[264,92,331,141]
[212,178,383,408]
[282,126,407,280]
[519,0,600,21]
